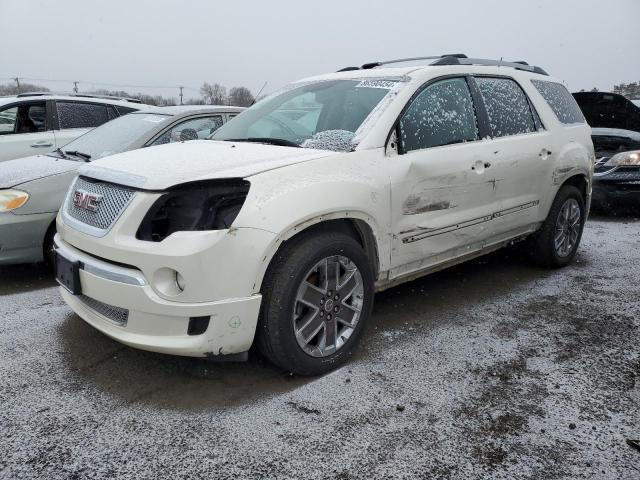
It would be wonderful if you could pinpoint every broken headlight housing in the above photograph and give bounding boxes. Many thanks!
[136,179,250,242]
[603,150,640,168]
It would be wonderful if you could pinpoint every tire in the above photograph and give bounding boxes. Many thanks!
[528,185,586,268]
[257,230,375,375]
[43,223,56,268]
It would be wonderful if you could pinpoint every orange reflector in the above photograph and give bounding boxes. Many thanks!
[4,196,28,210]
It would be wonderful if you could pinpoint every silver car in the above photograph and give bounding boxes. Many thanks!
[0,105,244,265]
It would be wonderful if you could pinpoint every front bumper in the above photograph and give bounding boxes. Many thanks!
[592,168,640,208]
[0,211,55,265]
[54,235,262,357]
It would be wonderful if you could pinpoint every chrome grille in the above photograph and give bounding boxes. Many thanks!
[79,295,129,326]
[66,177,135,231]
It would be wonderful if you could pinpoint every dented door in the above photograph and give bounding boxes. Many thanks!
[388,76,499,278]
[389,141,499,277]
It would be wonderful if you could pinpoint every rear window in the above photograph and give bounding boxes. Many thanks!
[532,80,585,125]
[475,77,536,137]
[57,102,109,129]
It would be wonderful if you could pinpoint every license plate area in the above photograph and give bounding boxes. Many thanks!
[55,252,82,295]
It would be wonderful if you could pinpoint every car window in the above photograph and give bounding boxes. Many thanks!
[475,77,536,137]
[53,113,170,160]
[533,80,586,125]
[56,102,109,129]
[211,79,402,151]
[115,105,137,115]
[0,106,17,134]
[0,102,47,135]
[151,115,224,146]
[107,105,119,120]
[399,77,478,153]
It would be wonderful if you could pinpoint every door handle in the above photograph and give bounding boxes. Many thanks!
[471,161,491,171]
[30,142,53,148]
[539,148,552,160]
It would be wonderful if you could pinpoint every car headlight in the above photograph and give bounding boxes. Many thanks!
[604,150,640,167]
[0,190,29,212]
[136,179,250,242]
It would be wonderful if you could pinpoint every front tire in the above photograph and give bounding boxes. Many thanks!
[529,185,586,268]
[257,230,374,375]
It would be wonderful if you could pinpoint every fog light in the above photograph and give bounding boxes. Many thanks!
[152,268,185,297]
[176,272,186,292]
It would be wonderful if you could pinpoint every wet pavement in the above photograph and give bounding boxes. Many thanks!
[1,215,639,479]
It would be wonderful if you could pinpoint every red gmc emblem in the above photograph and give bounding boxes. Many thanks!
[72,189,103,213]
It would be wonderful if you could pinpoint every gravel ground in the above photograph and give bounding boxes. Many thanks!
[1,215,639,480]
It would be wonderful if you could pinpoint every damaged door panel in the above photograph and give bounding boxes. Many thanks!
[388,76,499,277]
[390,141,500,277]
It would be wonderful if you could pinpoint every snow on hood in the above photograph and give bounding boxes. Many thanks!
[591,128,640,142]
[0,155,80,189]
[79,140,338,190]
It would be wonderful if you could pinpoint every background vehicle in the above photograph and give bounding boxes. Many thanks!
[573,91,640,210]
[54,55,593,375]
[0,92,150,162]
[0,105,243,265]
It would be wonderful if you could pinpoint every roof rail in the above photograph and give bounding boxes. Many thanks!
[337,54,548,76]
[431,56,548,75]
[15,92,143,103]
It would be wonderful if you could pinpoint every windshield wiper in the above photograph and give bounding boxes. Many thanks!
[225,137,301,148]
[65,150,92,161]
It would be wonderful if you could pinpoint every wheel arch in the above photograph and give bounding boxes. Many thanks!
[560,173,589,202]
[253,212,384,295]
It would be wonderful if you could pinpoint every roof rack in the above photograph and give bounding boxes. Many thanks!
[337,54,548,76]
[15,92,143,103]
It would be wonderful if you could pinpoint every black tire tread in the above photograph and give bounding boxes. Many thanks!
[257,230,373,375]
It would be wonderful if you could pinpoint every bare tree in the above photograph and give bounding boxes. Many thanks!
[0,82,49,96]
[200,82,227,105]
[228,86,254,107]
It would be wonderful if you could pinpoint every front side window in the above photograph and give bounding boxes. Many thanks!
[151,115,224,146]
[0,103,46,135]
[475,77,536,137]
[399,77,478,153]
[533,80,586,125]
[56,102,109,129]
[211,78,403,152]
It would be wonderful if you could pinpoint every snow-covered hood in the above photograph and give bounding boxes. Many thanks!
[79,140,338,190]
[0,155,80,189]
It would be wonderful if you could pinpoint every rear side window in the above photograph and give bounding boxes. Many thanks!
[399,77,478,152]
[475,77,536,137]
[116,105,137,115]
[56,102,109,129]
[532,80,586,125]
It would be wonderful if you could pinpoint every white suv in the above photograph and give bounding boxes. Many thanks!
[54,55,594,375]
[0,93,149,162]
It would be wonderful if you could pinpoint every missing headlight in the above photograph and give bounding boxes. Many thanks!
[136,179,250,242]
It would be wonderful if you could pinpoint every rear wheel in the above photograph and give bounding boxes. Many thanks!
[257,230,374,375]
[529,185,585,268]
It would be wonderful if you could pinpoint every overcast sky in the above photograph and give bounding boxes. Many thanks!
[1,0,638,100]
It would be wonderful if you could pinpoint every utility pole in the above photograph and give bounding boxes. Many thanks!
[73,81,79,93]
[179,86,184,105]
[13,77,21,94]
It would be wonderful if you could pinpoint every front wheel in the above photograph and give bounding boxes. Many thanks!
[528,185,586,268]
[257,230,374,375]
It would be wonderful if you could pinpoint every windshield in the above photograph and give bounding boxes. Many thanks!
[210,79,401,151]
[51,113,170,160]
